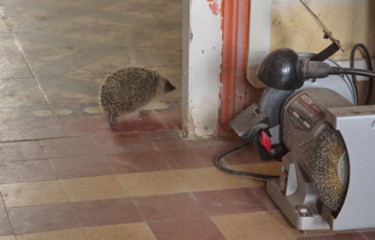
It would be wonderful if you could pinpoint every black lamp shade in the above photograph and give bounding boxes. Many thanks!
[257,48,304,90]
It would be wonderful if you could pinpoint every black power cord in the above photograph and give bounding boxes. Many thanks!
[349,43,374,105]
[329,67,375,78]
[214,141,278,179]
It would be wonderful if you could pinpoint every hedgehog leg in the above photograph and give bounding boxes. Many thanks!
[107,111,118,125]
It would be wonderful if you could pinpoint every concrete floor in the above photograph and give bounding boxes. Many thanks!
[0,0,373,239]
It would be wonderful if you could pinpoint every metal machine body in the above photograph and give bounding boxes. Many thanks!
[229,0,375,232]
[227,2,375,230]
[259,54,356,146]
[266,88,375,231]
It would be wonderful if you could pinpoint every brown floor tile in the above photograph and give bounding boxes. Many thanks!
[144,129,182,141]
[8,203,80,235]
[94,133,156,153]
[133,193,206,221]
[154,107,181,129]
[0,141,45,162]
[49,155,114,179]
[42,136,99,158]
[60,175,127,202]
[251,186,278,210]
[361,231,375,240]
[193,188,267,216]
[0,208,13,235]
[107,150,170,174]
[0,181,67,208]
[212,211,296,240]
[71,198,143,227]
[296,232,366,240]
[185,138,212,148]
[0,160,55,184]
[148,217,226,240]
[16,228,86,240]
[116,112,166,132]
[160,147,218,169]
[145,129,188,150]
[152,138,189,150]
[84,223,156,240]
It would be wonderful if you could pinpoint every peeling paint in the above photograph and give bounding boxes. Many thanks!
[217,0,250,136]
[207,0,221,16]
[189,28,194,42]
[182,0,222,137]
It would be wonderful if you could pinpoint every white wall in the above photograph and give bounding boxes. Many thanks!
[182,0,223,137]
[246,0,272,88]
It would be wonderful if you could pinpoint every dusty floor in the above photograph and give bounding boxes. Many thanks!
[0,0,373,239]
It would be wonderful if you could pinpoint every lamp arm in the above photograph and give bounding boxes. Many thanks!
[300,60,375,79]
[328,67,375,78]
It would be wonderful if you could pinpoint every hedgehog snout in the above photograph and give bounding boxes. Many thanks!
[164,80,176,93]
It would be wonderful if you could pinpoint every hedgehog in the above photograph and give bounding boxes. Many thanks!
[99,66,176,125]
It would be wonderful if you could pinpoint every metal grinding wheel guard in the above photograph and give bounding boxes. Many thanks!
[266,89,375,231]
[323,105,375,230]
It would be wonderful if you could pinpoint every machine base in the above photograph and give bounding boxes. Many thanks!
[266,178,330,231]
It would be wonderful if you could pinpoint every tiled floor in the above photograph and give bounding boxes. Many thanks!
[0,0,374,240]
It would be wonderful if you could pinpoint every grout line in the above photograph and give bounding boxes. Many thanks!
[359,232,370,240]
[56,178,90,240]
[129,196,147,223]
[0,190,15,236]
[4,31,49,108]
[151,110,169,131]
[0,16,64,130]
[188,191,211,217]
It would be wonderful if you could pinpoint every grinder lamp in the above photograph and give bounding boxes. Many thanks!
[256,48,375,91]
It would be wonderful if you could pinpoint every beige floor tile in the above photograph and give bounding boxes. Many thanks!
[119,170,188,197]
[119,167,264,197]
[0,236,16,240]
[60,175,128,202]
[0,196,4,208]
[16,228,86,240]
[178,167,265,192]
[0,37,33,79]
[0,181,67,208]
[85,223,156,240]
[212,211,296,240]
[229,162,283,177]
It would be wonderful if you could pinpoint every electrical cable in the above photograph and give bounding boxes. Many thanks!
[349,43,373,105]
[329,67,375,78]
[214,141,278,179]
[326,59,358,105]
